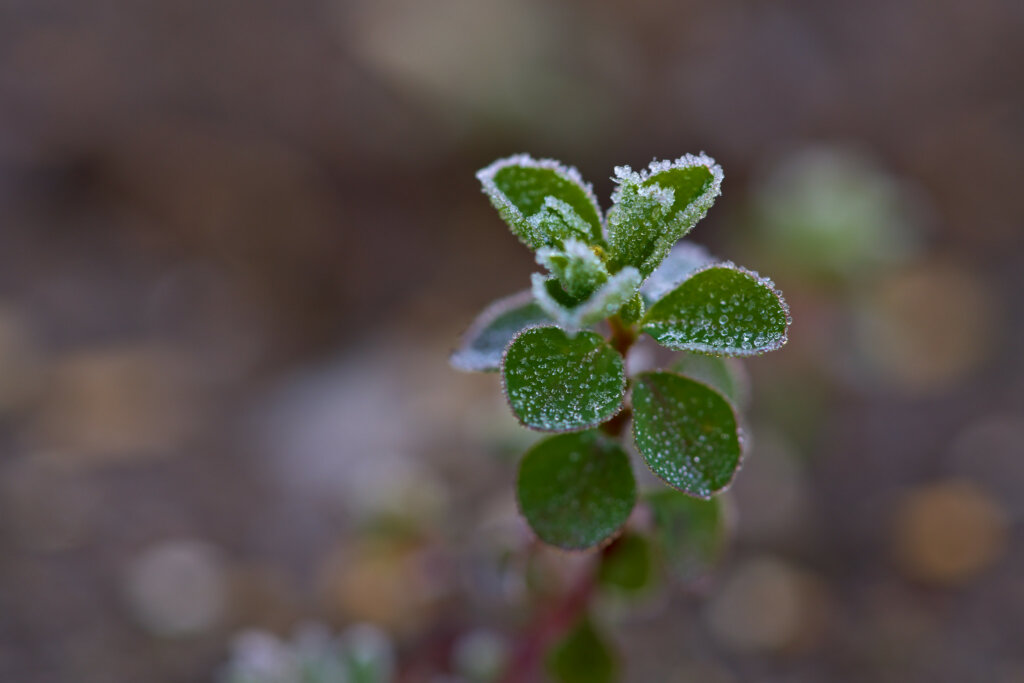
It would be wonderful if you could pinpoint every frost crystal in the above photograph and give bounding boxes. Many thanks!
[536,238,609,300]
[532,267,642,330]
[526,197,597,247]
[476,154,604,249]
[607,154,723,278]
[641,262,791,356]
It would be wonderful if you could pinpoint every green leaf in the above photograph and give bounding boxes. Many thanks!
[617,291,646,324]
[598,533,653,594]
[646,489,727,583]
[546,616,617,683]
[671,352,747,407]
[642,263,790,355]
[607,155,722,277]
[503,327,625,431]
[517,431,636,550]
[536,239,610,300]
[631,371,742,498]
[450,291,554,372]
[532,268,642,330]
[477,155,604,249]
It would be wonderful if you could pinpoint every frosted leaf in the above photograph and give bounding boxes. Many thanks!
[501,326,625,432]
[641,241,714,303]
[607,154,723,277]
[632,371,742,499]
[536,238,610,300]
[477,155,604,249]
[532,267,642,330]
[527,197,600,248]
[451,291,554,372]
[646,489,727,583]
[517,430,636,550]
[671,352,748,408]
[617,291,645,324]
[642,263,790,356]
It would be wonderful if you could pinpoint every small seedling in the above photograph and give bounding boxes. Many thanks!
[452,154,790,552]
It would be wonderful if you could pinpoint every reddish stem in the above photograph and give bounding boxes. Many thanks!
[498,568,597,683]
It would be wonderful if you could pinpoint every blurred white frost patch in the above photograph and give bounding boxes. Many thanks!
[452,628,509,681]
[248,341,450,521]
[125,539,227,637]
[223,622,395,683]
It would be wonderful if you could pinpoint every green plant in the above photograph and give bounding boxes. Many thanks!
[453,153,790,551]
[453,154,790,681]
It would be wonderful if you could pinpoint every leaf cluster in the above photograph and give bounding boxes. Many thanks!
[453,154,790,553]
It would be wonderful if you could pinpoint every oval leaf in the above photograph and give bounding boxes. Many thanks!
[477,155,604,249]
[502,326,625,431]
[546,615,617,683]
[450,291,553,372]
[517,431,636,550]
[597,533,653,594]
[632,371,742,498]
[607,155,723,277]
[642,263,790,355]
[646,489,727,584]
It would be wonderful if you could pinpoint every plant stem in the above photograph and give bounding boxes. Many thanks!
[599,406,632,437]
[600,314,637,438]
[498,568,596,683]
[607,314,637,358]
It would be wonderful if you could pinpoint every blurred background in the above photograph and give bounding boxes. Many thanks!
[1,0,1023,681]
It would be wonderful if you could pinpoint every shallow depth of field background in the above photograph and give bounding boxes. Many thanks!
[2,1,1023,681]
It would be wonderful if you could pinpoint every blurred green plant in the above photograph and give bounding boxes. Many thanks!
[749,146,921,282]
[452,154,791,680]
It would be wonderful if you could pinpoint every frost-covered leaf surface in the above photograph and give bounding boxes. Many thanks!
[671,352,746,407]
[607,155,722,277]
[646,489,726,583]
[632,371,741,498]
[477,155,603,249]
[517,431,636,550]
[640,241,714,304]
[502,326,625,431]
[546,616,617,683]
[642,263,790,355]
[536,239,609,300]
[532,268,641,330]
[617,291,645,324]
[597,533,652,594]
[450,291,553,372]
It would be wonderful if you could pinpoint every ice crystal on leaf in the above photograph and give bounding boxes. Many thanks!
[607,155,723,278]
[477,154,604,249]
[456,153,789,551]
